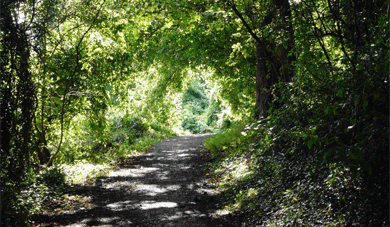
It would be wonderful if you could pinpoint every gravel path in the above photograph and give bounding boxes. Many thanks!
[35,134,235,227]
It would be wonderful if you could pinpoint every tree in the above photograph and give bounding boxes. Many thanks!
[1,0,387,224]
[223,0,295,118]
[28,0,113,167]
[136,0,295,118]
[1,1,36,224]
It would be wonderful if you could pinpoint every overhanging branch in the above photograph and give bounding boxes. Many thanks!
[225,0,262,45]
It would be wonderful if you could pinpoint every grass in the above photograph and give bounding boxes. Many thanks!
[203,122,246,157]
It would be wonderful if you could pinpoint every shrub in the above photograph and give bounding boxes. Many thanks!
[35,165,66,189]
[203,123,246,157]
[110,116,148,145]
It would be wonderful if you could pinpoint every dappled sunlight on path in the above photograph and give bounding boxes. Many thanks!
[35,134,234,227]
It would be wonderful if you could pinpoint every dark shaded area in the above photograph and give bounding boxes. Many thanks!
[1,3,36,225]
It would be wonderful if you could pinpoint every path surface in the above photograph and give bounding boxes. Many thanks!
[36,134,235,227]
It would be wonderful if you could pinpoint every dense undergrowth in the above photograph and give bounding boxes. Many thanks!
[204,83,389,226]
[59,113,176,164]
[203,13,389,224]
[8,113,176,226]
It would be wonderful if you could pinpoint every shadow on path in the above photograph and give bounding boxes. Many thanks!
[34,134,236,227]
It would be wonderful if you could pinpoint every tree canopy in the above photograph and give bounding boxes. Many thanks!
[1,0,388,225]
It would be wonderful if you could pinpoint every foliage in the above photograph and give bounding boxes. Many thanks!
[1,0,388,225]
[35,166,66,189]
[110,116,148,145]
[57,111,175,164]
[61,162,110,185]
[206,113,388,226]
[1,2,36,225]
[181,77,222,134]
[203,122,246,157]
[203,0,388,226]
[16,162,109,224]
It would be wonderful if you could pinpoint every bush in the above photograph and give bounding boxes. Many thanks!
[110,116,148,145]
[203,123,246,157]
[204,78,389,226]
[36,166,66,189]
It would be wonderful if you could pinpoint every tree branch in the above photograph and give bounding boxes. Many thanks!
[226,0,262,45]
[45,0,107,167]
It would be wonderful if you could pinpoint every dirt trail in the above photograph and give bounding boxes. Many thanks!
[36,134,235,227]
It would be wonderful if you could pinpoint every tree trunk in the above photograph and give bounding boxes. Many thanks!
[274,0,295,84]
[253,0,295,118]
[255,44,269,118]
[226,0,295,118]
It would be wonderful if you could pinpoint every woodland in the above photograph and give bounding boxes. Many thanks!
[1,0,389,226]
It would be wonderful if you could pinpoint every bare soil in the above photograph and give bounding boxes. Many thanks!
[33,134,238,227]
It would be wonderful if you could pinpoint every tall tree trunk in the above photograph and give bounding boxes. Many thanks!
[274,0,295,83]
[225,0,295,118]
[253,0,295,118]
[255,44,269,118]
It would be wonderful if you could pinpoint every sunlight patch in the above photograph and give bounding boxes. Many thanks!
[97,217,120,223]
[136,184,168,196]
[140,201,178,210]
[61,162,110,185]
[106,200,133,211]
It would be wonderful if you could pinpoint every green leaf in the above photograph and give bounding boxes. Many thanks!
[324,106,330,114]
[323,151,329,161]
[349,149,360,160]
[308,138,314,149]
[337,89,343,98]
